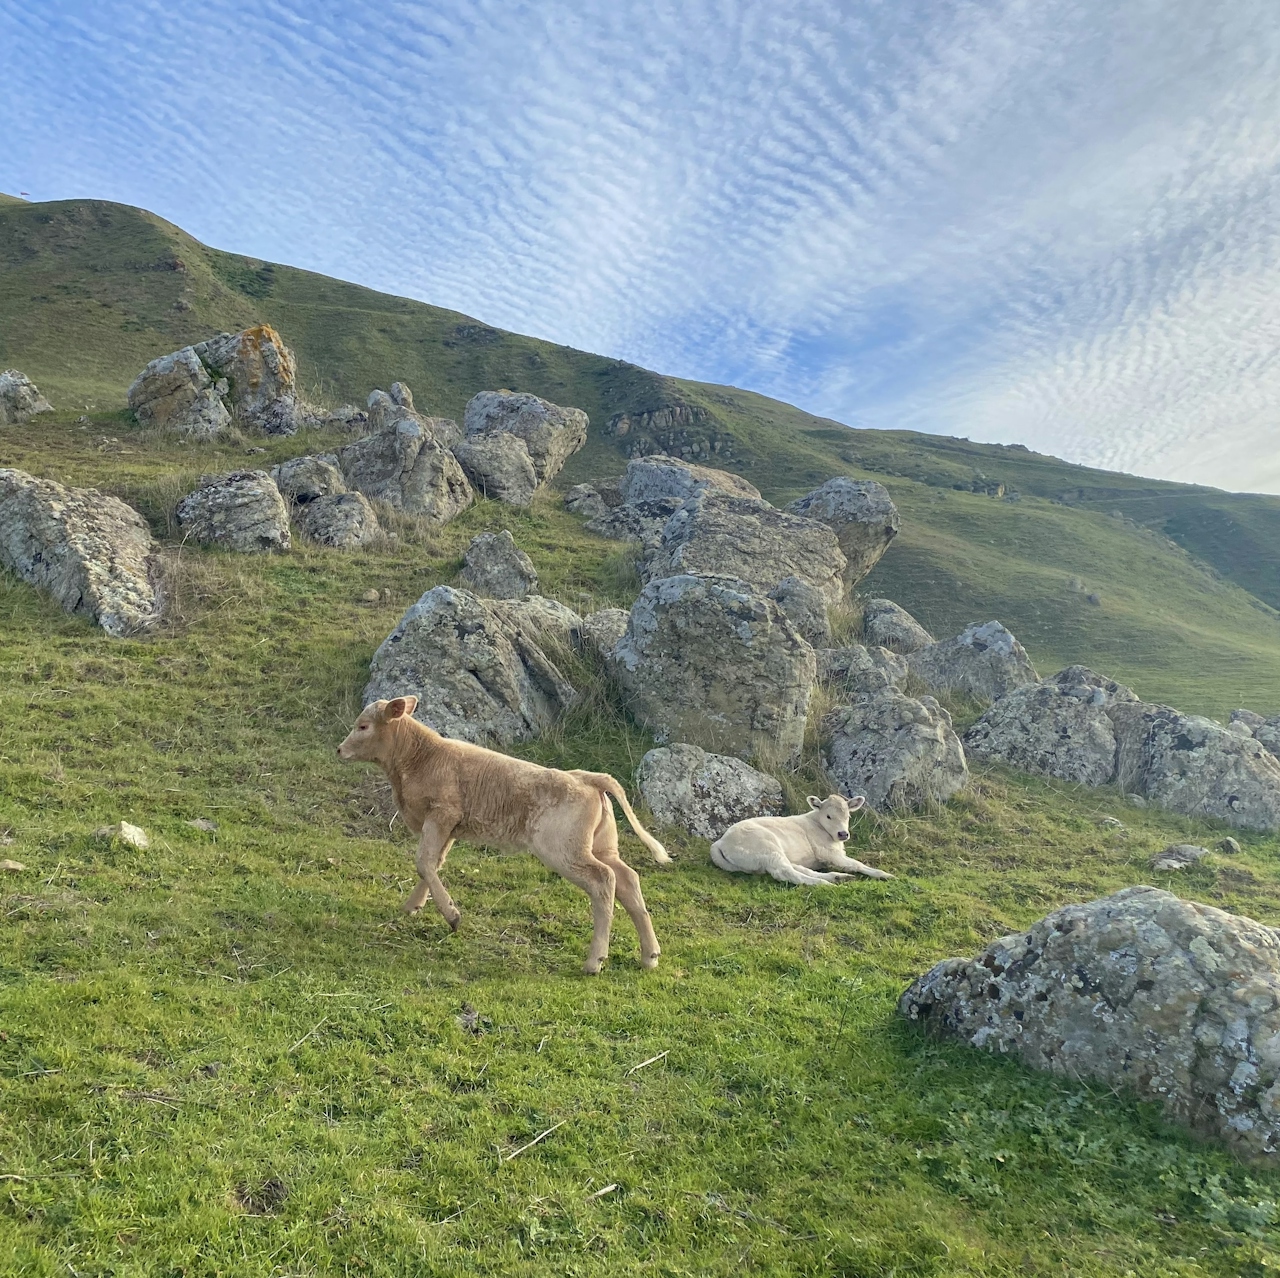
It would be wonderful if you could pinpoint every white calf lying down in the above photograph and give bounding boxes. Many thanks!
[709,794,893,886]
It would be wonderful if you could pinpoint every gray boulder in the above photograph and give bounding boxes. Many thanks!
[175,471,291,553]
[339,420,473,523]
[963,666,1137,787]
[612,574,816,765]
[453,432,540,508]
[366,384,462,450]
[907,621,1040,702]
[787,478,899,585]
[564,484,606,518]
[0,468,161,636]
[364,585,578,745]
[458,530,538,599]
[817,645,908,695]
[862,598,934,654]
[0,371,54,425]
[899,886,1280,1161]
[1227,709,1280,757]
[619,456,760,505]
[271,454,346,504]
[637,743,784,840]
[585,497,683,551]
[769,575,831,647]
[127,347,230,438]
[484,595,583,650]
[578,607,630,658]
[1152,843,1209,871]
[824,687,969,811]
[646,493,847,608]
[463,391,588,485]
[295,492,381,549]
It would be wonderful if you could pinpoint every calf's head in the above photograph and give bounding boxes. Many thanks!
[806,793,866,842]
[337,697,419,762]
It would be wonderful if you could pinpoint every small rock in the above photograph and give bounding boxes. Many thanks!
[578,607,631,659]
[1219,837,1242,855]
[787,477,900,586]
[187,818,218,833]
[0,859,27,873]
[861,598,934,654]
[271,454,345,504]
[1086,592,1102,606]
[458,530,538,599]
[199,1061,223,1077]
[564,484,606,518]
[1099,816,1125,828]
[95,821,150,850]
[619,455,761,504]
[360,588,381,603]
[908,621,1040,703]
[1127,793,1148,807]
[1151,843,1209,871]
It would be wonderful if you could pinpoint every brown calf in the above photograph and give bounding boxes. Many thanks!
[337,697,669,974]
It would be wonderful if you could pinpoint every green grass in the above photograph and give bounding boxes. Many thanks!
[6,414,1280,1274]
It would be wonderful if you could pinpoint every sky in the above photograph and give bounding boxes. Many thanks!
[3,0,1279,492]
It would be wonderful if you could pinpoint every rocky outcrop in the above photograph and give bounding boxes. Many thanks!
[295,492,381,549]
[585,497,683,551]
[611,574,816,765]
[619,456,760,505]
[1228,710,1280,757]
[577,607,630,659]
[824,687,969,811]
[564,484,606,518]
[899,886,1280,1161]
[127,346,230,438]
[907,621,1039,703]
[645,494,847,608]
[862,598,933,654]
[458,531,538,599]
[0,371,54,425]
[271,454,346,504]
[787,478,899,585]
[339,420,472,523]
[463,391,588,485]
[175,471,291,553]
[453,432,540,508]
[963,666,1137,787]
[0,468,161,636]
[366,383,462,450]
[364,585,578,745]
[769,575,831,647]
[636,743,783,840]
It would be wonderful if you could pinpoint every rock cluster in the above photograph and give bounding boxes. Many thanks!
[0,370,54,425]
[637,743,784,840]
[900,886,1280,1161]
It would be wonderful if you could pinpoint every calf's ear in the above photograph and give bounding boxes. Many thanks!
[807,795,822,809]
[384,697,413,720]
[847,795,867,811]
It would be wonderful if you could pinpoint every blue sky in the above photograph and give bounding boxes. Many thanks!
[3,0,1279,491]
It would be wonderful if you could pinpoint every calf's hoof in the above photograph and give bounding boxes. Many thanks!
[641,953,660,971]
[401,901,422,915]
[582,957,604,976]
[448,913,462,934]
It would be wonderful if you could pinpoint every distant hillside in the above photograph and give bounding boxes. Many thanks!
[5,194,1280,718]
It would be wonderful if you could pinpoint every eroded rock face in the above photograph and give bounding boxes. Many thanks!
[585,497,683,551]
[899,886,1280,1161]
[612,574,816,764]
[463,391,588,485]
[825,687,969,811]
[0,468,161,636]
[620,455,760,505]
[637,743,783,840]
[175,471,291,553]
[908,621,1040,703]
[127,346,230,438]
[339,421,472,523]
[295,492,381,549]
[0,371,54,425]
[787,478,899,585]
[458,530,538,599]
[364,585,578,744]
[578,607,630,659]
[271,454,346,504]
[862,598,934,654]
[646,494,847,607]
[453,432,540,508]
[963,666,1137,787]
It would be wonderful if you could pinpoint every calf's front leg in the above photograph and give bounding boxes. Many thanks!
[405,820,461,931]
[817,851,894,880]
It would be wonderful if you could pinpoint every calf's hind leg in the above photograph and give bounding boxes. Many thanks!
[559,856,618,975]
[592,798,661,969]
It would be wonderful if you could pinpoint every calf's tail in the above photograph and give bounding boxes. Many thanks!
[580,772,671,864]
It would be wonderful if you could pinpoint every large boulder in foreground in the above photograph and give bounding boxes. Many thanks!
[458,530,538,599]
[900,886,1280,1161]
[646,493,847,608]
[175,471,291,553]
[824,687,969,811]
[862,598,933,654]
[364,586,578,745]
[637,743,783,840]
[0,371,54,425]
[619,455,760,505]
[907,621,1039,703]
[612,574,816,765]
[339,419,473,523]
[963,666,1137,787]
[0,468,161,636]
[295,492,381,549]
[462,391,588,487]
[787,478,899,586]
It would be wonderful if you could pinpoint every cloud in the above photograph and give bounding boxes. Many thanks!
[2,0,1278,490]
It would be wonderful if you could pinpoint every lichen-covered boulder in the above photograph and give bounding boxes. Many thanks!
[578,607,630,658]
[0,468,161,636]
[193,326,311,436]
[458,530,538,599]
[824,688,969,811]
[295,492,381,549]
[769,575,831,648]
[585,497,683,551]
[175,471,291,553]
[862,598,934,654]
[564,484,606,518]
[366,383,462,450]
[899,886,1280,1161]
[271,454,346,504]
[907,621,1040,703]
[463,391,588,485]
[1111,701,1280,832]
[1151,843,1209,871]
[612,574,816,765]
[0,370,54,425]
[127,346,230,438]
[339,420,472,523]
[787,477,899,585]
[637,743,783,840]
[817,645,908,694]
[484,595,582,650]
[619,456,760,505]
[1228,709,1280,758]
[364,585,577,745]
[963,666,1137,787]
[453,432,540,508]
[646,494,847,608]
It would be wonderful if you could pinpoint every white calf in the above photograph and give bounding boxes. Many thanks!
[709,794,892,886]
